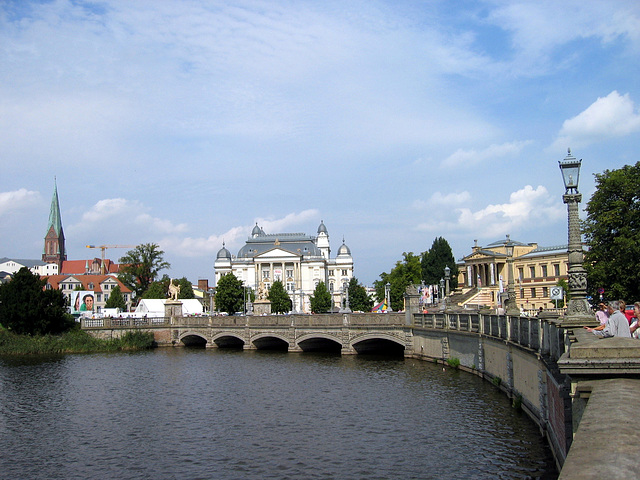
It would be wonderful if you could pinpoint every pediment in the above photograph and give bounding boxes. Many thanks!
[255,248,299,259]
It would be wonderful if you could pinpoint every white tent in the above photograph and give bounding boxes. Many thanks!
[135,299,204,316]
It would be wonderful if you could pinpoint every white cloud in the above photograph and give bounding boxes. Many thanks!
[71,198,188,236]
[0,189,40,216]
[413,191,471,210]
[160,209,321,259]
[256,209,321,234]
[552,91,640,149]
[416,185,564,238]
[442,141,532,168]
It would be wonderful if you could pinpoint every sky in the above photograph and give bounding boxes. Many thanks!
[1,0,639,287]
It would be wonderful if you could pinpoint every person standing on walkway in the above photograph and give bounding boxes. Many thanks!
[630,302,640,338]
[586,300,631,337]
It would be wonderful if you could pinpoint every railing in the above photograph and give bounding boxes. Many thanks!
[81,312,407,330]
[413,312,565,362]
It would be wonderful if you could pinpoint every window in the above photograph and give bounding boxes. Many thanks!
[542,287,548,297]
[529,266,536,278]
[553,264,560,276]
[518,268,524,282]
[329,269,334,277]
[541,265,548,278]
[262,271,269,279]
[329,282,334,292]
[104,294,109,301]
[286,269,293,279]
[286,282,295,292]
[88,283,94,289]
[519,288,524,299]
[341,269,348,276]
[96,293,102,302]
[531,288,536,298]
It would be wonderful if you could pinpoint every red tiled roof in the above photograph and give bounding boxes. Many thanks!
[61,258,123,275]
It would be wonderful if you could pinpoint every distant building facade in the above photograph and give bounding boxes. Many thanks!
[214,221,353,312]
[44,274,133,314]
[0,257,59,277]
[457,235,569,311]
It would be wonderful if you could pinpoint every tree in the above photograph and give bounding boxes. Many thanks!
[583,162,640,301]
[175,277,195,299]
[310,281,332,313]
[374,252,421,311]
[347,277,373,312]
[268,280,292,314]
[105,285,127,311]
[0,267,73,335]
[421,237,458,289]
[214,273,244,315]
[118,243,171,300]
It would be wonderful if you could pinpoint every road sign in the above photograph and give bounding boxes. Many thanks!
[550,286,563,300]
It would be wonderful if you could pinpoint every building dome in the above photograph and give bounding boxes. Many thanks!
[216,243,231,259]
[337,242,351,256]
[317,220,328,234]
[252,223,263,237]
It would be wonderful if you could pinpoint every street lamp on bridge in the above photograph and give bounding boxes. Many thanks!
[558,149,593,325]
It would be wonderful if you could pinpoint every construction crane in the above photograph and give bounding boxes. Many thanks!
[86,245,136,274]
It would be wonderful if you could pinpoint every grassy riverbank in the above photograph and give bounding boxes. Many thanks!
[0,326,155,355]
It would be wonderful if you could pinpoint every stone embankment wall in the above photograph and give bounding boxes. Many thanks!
[410,312,570,470]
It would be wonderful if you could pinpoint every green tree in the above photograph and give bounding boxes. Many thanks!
[0,267,73,335]
[347,277,373,312]
[176,277,195,299]
[142,280,167,299]
[105,285,127,311]
[118,243,171,300]
[268,280,292,314]
[421,237,458,289]
[583,162,640,301]
[374,252,421,311]
[214,273,244,315]
[310,281,332,313]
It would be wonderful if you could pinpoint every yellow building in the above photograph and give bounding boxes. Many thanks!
[456,235,568,312]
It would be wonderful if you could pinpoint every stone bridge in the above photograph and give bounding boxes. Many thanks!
[82,312,411,355]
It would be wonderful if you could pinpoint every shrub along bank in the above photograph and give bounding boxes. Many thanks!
[0,327,155,355]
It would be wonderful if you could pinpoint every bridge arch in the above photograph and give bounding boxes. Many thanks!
[296,333,343,352]
[350,333,406,355]
[212,331,246,349]
[179,331,208,348]
[250,333,290,351]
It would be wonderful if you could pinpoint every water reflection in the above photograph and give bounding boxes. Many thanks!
[0,349,557,479]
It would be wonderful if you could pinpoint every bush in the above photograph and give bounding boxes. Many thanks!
[446,357,460,369]
[0,328,155,355]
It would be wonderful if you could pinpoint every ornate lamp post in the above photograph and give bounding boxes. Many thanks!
[559,149,593,325]
[444,266,451,296]
[439,278,445,308]
[505,238,519,316]
[385,282,391,312]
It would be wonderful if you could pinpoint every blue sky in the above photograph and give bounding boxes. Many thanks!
[1,0,639,286]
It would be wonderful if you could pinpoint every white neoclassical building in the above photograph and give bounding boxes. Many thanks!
[214,221,353,312]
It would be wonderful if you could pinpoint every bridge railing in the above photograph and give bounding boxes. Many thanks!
[413,312,565,361]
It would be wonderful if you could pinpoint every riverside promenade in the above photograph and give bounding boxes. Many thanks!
[82,295,640,478]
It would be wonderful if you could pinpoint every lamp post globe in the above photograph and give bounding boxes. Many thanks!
[558,149,595,325]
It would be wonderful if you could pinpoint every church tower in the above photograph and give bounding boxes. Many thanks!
[42,179,67,269]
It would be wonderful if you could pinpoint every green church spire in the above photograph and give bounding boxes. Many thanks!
[42,177,66,267]
[47,177,64,236]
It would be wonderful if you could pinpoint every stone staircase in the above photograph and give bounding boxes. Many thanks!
[448,287,495,309]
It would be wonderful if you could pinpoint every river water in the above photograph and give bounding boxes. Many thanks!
[0,348,557,479]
